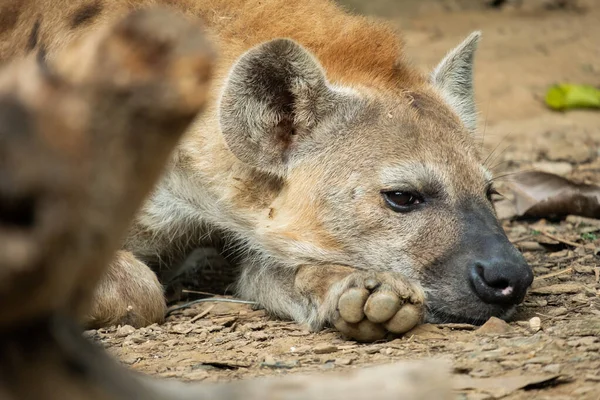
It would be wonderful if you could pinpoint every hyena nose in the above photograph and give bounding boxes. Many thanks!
[469,253,533,305]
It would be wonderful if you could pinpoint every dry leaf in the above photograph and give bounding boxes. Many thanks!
[453,374,562,398]
[508,171,600,219]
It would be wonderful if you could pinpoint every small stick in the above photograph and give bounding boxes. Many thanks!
[182,289,220,297]
[166,298,257,317]
[540,231,583,248]
[511,235,534,244]
[190,304,215,323]
[533,267,573,282]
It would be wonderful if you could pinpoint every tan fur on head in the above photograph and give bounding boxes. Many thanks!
[0,0,532,338]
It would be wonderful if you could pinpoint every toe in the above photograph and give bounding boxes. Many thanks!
[364,290,400,323]
[383,303,422,334]
[338,288,369,323]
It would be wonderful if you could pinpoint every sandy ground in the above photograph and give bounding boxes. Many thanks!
[90,1,600,399]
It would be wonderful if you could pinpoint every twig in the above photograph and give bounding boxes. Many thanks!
[435,323,477,331]
[166,297,257,317]
[533,267,573,283]
[511,235,534,244]
[540,231,583,248]
[190,304,215,323]
[182,289,221,297]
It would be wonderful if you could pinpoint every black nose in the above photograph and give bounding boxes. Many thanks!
[469,252,533,305]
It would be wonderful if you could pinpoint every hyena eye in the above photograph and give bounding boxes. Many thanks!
[486,186,501,202]
[381,191,424,212]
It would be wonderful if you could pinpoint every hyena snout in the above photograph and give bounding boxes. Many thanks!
[468,234,533,306]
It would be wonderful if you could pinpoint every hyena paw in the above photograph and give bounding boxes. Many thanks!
[332,272,425,342]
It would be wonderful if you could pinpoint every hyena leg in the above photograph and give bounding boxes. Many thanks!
[238,262,425,342]
[84,251,166,329]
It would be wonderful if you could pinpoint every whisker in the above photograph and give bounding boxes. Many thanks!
[479,98,491,153]
[482,132,513,167]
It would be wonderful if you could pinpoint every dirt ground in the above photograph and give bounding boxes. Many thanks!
[89,1,600,399]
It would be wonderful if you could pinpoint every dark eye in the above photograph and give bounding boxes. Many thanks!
[486,186,501,201]
[382,191,424,212]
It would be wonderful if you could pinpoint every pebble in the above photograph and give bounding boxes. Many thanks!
[475,317,513,335]
[548,307,568,317]
[116,325,136,337]
[249,331,270,341]
[313,343,338,354]
[380,347,394,356]
[572,386,596,395]
[573,265,595,274]
[567,337,598,347]
[500,360,524,369]
[261,355,299,369]
[529,317,542,333]
[120,355,140,365]
[362,346,381,355]
[517,241,545,252]
[585,374,600,382]
[571,293,590,304]
[334,358,353,366]
[542,364,561,374]
[525,356,553,364]
[290,345,312,354]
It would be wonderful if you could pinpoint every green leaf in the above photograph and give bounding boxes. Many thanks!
[545,84,600,111]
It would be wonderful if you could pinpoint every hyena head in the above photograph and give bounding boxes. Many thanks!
[219,32,533,324]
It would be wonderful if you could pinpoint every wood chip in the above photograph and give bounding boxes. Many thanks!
[530,283,584,295]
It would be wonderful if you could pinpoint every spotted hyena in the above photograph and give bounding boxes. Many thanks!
[0,0,533,342]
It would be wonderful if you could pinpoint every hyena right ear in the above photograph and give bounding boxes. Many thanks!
[219,39,342,176]
[430,31,481,133]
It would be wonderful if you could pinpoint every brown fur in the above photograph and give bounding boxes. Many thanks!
[0,0,532,341]
[0,10,454,399]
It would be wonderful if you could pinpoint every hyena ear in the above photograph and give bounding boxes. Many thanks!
[219,38,340,175]
[430,31,481,133]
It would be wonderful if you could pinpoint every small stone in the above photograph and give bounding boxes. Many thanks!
[529,317,542,333]
[573,387,595,395]
[524,299,548,307]
[250,331,270,341]
[573,265,595,274]
[380,347,394,356]
[548,307,568,317]
[567,337,598,347]
[362,346,381,355]
[334,358,353,366]
[542,364,561,374]
[525,356,553,364]
[585,374,600,382]
[500,360,524,369]
[290,345,311,354]
[120,355,140,365]
[116,325,136,337]
[571,293,589,304]
[313,343,338,354]
[517,241,546,252]
[475,317,513,335]
[169,324,194,334]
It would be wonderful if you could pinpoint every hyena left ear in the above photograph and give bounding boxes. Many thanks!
[430,31,481,133]
[219,38,343,176]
